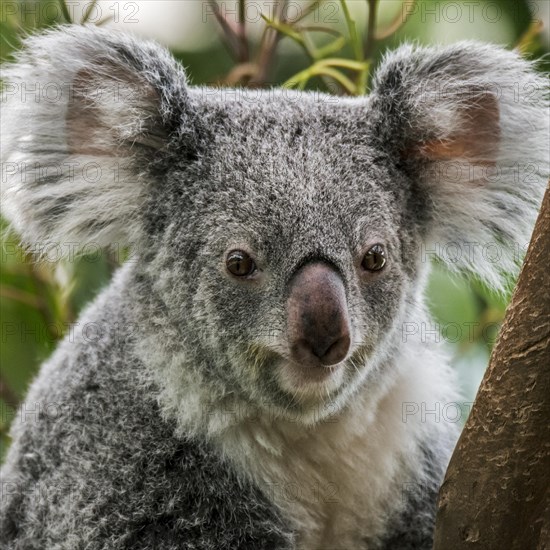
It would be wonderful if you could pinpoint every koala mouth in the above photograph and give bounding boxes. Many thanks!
[240,343,346,405]
[275,340,373,404]
[285,360,343,384]
[276,358,347,401]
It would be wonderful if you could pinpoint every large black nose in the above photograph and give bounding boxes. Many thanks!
[286,262,351,367]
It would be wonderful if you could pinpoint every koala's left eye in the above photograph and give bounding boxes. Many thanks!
[226,250,257,277]
[361,244,387,272]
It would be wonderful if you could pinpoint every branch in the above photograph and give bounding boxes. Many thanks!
[249,0,288,87]
[375,0,417,40]
[364,0,379,59]
[433,183,550,548]
[207,0,243,61]
[237,0,249,62]
[81,0,99,24]
[58,0,73,23]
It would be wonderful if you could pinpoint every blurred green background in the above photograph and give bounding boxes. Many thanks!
[1,0,548,460]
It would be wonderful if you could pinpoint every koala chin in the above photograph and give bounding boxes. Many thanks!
[1,25,548,550]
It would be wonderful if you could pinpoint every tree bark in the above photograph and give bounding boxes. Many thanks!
[433,183,550,549]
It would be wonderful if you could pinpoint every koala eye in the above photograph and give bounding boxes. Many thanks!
[226,250,257,277]
[361,244,387,272]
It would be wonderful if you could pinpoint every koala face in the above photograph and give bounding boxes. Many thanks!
[150,94,417,419]
[2,27,547,423]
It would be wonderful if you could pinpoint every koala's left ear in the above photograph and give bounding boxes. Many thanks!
[1,25,198,251]
[368,42,549,290]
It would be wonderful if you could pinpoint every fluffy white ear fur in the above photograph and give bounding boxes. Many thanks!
[0,25,188,251]
[371,42,550,291]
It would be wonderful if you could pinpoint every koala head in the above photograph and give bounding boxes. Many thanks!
[1,26,548,423]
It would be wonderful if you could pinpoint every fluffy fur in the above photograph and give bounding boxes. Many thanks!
[369,42,549,290]
[1,25,548,549]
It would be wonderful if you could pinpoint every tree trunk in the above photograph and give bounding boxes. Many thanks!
[433,184,550,549]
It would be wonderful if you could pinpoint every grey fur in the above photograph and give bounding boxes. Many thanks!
[1,25,548,549]
[1,269,294,549]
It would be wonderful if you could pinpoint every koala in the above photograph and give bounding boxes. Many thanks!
[0,24,548,550]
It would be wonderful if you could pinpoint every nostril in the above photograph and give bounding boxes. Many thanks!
[318,333,350,366]
[319,334,350,366]
[297,331,350,367]
[310,336,335,360]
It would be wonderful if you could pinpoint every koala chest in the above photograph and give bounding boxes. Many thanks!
[219,391,418,549]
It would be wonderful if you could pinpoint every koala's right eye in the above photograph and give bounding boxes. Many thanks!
[226,250,257,278]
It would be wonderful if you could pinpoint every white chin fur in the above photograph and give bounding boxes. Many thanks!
[276,360,346,400]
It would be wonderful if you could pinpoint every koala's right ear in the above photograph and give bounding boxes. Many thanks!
[1,25,197,251]
[367,42,549,291]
